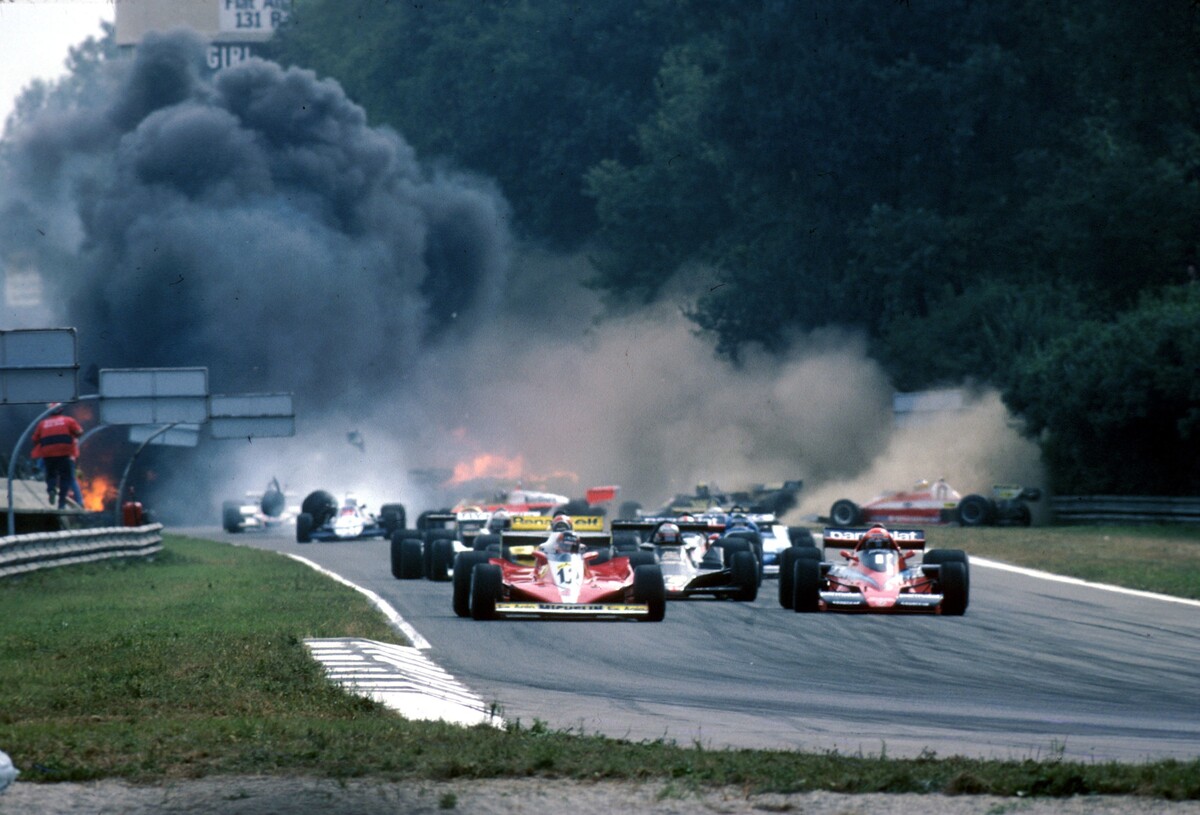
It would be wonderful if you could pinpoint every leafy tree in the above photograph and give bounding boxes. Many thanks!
[1005,285,1200,494]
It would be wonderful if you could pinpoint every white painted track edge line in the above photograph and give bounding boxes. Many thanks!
[285,553,433,648]
[972,555,1200,608]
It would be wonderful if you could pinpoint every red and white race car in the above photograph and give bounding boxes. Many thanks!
[451,519,665,621]
[447,485,620,517]
[828,480,1040,527]
[780,526,969,615]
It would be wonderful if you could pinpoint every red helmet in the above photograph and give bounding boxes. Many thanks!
[859,527,894,551]
[551,514,573,532]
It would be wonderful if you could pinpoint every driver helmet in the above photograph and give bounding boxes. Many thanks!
[343,495,359,509]
[859,526,894,551]
[551,514,573,532]
[558,531,583,553]
[652,522,682,545]
[487,509,510,533]
[727,513,749,528]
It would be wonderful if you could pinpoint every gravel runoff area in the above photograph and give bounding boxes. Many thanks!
[1,778,1199,815]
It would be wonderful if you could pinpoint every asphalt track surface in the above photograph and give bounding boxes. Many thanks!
[184,527,1200,762]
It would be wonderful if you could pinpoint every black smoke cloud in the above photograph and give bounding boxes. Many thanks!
[9,29,507,407]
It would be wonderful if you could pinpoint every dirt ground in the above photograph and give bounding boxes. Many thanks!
[1,777,1199,815]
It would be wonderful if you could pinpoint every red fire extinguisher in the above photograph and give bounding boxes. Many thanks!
[122,489,145,526]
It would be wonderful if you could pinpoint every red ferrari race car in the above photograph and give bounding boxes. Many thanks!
[451,519,665,621]
[780,526,968,615]
[828,479,1041,527]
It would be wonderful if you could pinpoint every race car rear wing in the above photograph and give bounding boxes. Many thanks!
[501,515,612,552]
[611,518,726,542]
[821,527,926,550]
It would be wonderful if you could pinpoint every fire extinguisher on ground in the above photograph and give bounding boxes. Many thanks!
[122,488,144,526]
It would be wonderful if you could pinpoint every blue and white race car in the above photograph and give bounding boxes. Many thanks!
[697,509,816,579]
[296,490,406,543]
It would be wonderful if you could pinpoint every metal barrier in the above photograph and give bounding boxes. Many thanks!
[1051,496,1200,525]
[0,524,164,578]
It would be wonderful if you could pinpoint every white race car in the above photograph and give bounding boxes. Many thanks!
[222,478,300,533]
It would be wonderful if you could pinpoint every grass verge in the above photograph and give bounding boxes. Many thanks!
[0,532,1197,798]
[924,524,1200,600]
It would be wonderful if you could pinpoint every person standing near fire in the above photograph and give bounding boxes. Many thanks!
[31,403,84,509]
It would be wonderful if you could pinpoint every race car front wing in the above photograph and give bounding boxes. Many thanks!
[819,591,944,610]
[493,602,649,618]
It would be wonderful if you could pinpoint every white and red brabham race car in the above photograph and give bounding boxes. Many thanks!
[781,526,969,615]
[828,480,1041,527]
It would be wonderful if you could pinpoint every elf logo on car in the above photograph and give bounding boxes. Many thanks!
[572,516,604,531]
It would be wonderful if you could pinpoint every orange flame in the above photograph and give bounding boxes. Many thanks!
[447,453,526,486]
[81,473,117,512]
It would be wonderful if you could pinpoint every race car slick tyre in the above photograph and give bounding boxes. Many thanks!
[792,558,821,613]
[779,546,821,609]
[389,533,407,579]
[830,499,860,526]
[787,526,815,547]
[484,542,516,563]
[939,560,969,616]
[453,552,489,618]
[924,549,970,593]
[923,548,968,564]
[612,532,640,553]
[731,550,758,602]
[632,564,666,622]
[380,503,406,535]
[718,537,750,566]
[628,550,656,569]
[429,539,455,582]
[422,529,454,571]
[778,547,798,608]
[397,538,424,580]
[301,490,337,526]
[472,533,501,552]
[260,488,285,519]
[957,494,995,527]
[723,532,763,584]
[222,501,243,533]
[470,564,502,620]
[296,512,314,543]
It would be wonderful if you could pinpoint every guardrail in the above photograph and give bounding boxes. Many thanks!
[1051,496,1200,525]
[0,524,164,578]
